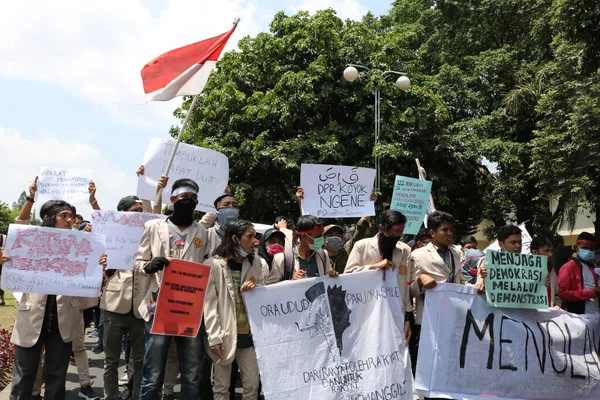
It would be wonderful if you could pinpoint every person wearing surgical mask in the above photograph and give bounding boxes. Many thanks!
[206,194,240,259]
[204,220,267,400]
[267,215,338,284]
[323,225,349,273]
[557,232,600,314]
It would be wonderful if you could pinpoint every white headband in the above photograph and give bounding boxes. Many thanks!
[171,186,198,197]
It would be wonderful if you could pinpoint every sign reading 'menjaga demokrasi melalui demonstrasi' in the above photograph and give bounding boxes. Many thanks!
[244,271,413,400]
[485,250,548,309]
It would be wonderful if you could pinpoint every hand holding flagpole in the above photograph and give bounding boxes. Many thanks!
[140,18,240,206]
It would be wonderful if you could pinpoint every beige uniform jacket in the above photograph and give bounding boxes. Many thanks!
[205,225,222,260]
[267,248,331,285]
[345,235,413,314]
[203,256,268,365]
[409,242,465,325]
[134,219,209,322]
[100,269,148,319]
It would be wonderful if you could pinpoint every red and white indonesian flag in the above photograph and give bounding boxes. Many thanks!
[141,22,238,102]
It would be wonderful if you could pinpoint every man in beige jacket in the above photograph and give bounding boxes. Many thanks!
[101,195,151,400]
[408,211,465,372]
[135,178,210,400]
[345,210,413,344]
[9,180,104,400]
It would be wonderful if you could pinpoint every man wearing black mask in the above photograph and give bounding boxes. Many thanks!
[135,179,210,400]
[345,210,413,344]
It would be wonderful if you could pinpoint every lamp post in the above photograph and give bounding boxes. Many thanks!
[343,64,410,191]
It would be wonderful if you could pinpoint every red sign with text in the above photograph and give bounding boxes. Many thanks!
[151,259,211,337]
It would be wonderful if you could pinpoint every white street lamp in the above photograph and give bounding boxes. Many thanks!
[343,64,411,190]
[343,66,359,82]
[395,75,411,91]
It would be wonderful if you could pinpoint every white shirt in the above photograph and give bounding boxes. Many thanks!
[581,266,600,314]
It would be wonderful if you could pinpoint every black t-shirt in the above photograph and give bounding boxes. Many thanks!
[227,259,253,348]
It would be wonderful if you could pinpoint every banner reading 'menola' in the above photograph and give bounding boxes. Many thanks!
[416,283,600,400]
[244,271,413,400]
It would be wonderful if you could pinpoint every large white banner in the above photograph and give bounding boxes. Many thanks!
[0,224,106,297]
[137,138,229,212]
[91,211,164,270]
[416,283,600,399]
[36,167,92,205]
[300,164,375,218]
[244,271,413,400]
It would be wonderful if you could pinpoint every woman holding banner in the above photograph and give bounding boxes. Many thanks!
[8,177,106,400]
[204,219,267,400]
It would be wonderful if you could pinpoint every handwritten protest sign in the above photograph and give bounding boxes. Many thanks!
[244,271,413,400]
[36,167,92,205]
[390,175,432,235]
[137,138,229,212]
[299,164,375,218]
[416,283,600,399]
[485,250,548,309]
[91,211,164,270]
[0,224,106,297]
[151,259,211,337]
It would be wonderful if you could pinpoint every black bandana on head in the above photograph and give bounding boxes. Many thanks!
[39,200,76,227]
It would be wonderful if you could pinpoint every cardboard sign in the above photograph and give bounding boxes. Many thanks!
[1,224,106,297]
[36,167,92,205]
[137,138,229,212]
[485,250,548,309]
[390,175,432,235]
[300,164,375,218]
[416,283,600,399]
[91,211,164,270]
[151,259,211,337]
[244,271,413,399]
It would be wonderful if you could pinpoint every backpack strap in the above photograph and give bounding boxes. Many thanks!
[283,248,295,281]
[315,249,327,273]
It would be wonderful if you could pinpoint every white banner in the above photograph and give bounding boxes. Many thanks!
[299,164,375,218]
[486,223,532,254]
[244,271,413,400]
[36,167,92,205]
[416,283,600,399]
[137,138,229,212]
[1,224,106,297]
[91,211,164,270]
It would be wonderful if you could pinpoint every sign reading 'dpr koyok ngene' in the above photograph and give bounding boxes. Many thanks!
[244,271,413,400]
[91,211,164,270]
[137,138,229,213]
[300,164,375,218]
[485,250,548,309]
[0,224,106,297]
[416,283,600,400]
[390,175,432,235]
[36,167,92,205]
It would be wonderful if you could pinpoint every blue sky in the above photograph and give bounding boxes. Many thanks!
[0,0,393,219]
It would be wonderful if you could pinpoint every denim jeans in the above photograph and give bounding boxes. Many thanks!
[140,325,203,400]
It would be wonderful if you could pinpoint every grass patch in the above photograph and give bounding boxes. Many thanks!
[0,291,17,331]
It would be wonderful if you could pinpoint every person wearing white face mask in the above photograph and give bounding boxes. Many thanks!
[205,194,241,259]
[204,219,268,400]
[558,232,600,314]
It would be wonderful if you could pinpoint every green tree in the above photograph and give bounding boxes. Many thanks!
[172,8,486,237]
[0,202,15,235]
[531,0,600,237]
